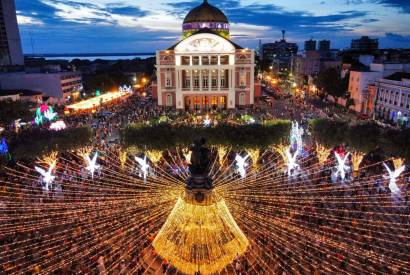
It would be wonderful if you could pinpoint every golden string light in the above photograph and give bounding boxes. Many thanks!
[0,144,408,274]
[315,142,331,165]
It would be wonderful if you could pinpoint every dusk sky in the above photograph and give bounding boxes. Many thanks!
[15,0,410,54]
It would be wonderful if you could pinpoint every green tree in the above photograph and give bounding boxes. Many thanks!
[315,68,346,98]
[0,100,34,126]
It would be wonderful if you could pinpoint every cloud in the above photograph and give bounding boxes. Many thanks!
[17,14,44,25]
[373,0,410,13]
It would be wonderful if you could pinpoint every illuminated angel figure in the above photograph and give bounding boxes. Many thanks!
[85,152,100,179]
[235,154,249,178]
[383,163,405,194]
[286,149,299,177]
[135,155,150,180]
[290,121,304,153]
[35,165,55,191]
[334,152,351,181]
[43,109,58,121]
[203,117,211,127]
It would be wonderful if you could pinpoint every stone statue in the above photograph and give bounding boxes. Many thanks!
[186,138,213,190]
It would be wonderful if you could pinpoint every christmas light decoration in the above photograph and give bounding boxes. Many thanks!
[153,191,249,274]
[34,164,56,191]
[135,155,150,180]
[146,150,163,164]
[203,116,211,127]
[84,152,100,179]
[316,142,331,165]
[43,108,58,121]
[352,151,365,174]
[285,148,299,177]
[235,154,249,178]
[247,148,260,168]
[0,138,8,155]
[290,121,303,153]
[217,146,228,166]
[334,152,351,181]
[383,163,405,194]
[49,120,67,131]
[119,85,133,93]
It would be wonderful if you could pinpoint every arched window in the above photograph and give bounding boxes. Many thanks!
[166,94,173,106]
[239,92,246,106]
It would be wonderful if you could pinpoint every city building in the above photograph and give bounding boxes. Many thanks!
[0,0,24,66]
[304,39,316,51]
[374,72,410,126]
[348,63,410,114]
[350,36,379,52]
[0,71,83,102]
[348,69,383,113]
[260,30,298,74]
[319,40,330,52]
[153,0,259,110]
[0,89,43,102]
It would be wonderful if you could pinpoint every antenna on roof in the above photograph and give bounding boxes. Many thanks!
[282,30,286,41]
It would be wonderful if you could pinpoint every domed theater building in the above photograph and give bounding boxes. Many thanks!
[153,0,259,110]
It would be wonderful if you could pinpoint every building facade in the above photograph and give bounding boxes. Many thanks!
[154,0,256,110]
[351,36,379,52]
[0,71,82,101]
[0,0,24,66]
[260,31,298,75]
[374,73,410,126]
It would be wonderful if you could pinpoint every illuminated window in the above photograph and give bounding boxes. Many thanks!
[211,56,218,65]
[193,56,200,65]
[165,71,172,87]
[181,56,190,65]
[239,70,246,87]
[211,70,218,88]
[220,70,226,88]
[193,71,200,88]
[220,55,229,65]
[202,56,209,65]
[202,70,209,89]
[184,70,190,88]
[166,94,173,106]
[239,92,246,106]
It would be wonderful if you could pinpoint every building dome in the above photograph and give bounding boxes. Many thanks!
[183,0,228,24]
[182,0,230,38]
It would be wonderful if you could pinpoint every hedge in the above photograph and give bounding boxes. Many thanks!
[310,118,410,161]
[121,120,291,150]
[9,126,93,160]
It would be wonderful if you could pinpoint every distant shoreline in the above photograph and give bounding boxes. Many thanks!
[25,53,156,58]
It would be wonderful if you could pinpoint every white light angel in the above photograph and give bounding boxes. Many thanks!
[235,154,249,178]
[290,121,304,153]
[35,164,56,191]
[135,155,150,180]
[286,149,300,177]
[43,109,58,121]
[334,152,351,181]
[85,152,100,179]
[383,163,405,194]
[203,117,211,127]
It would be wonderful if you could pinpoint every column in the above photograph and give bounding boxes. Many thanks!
[208,70,211,92]
[217,70,221,91]
[190,70,193,90]
[176,69,180,90]
[199,70,203,91]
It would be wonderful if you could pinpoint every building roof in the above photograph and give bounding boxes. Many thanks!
[0,89,43,97]
[385,72,410,81]
[183,0,228,24]
[167,28,243,50]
